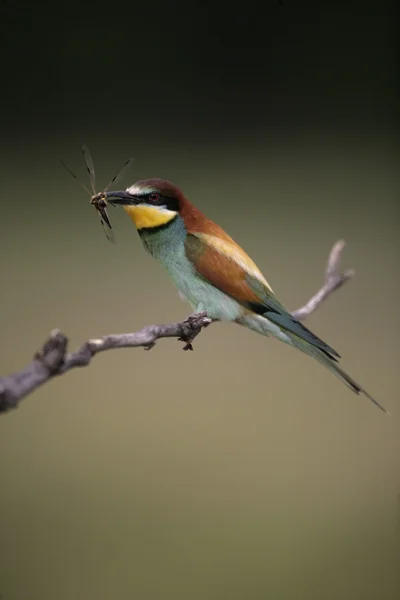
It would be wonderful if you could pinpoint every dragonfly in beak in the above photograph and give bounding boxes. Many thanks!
[61,145,133,243]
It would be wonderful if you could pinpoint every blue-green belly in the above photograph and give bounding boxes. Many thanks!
[139,220,242,321]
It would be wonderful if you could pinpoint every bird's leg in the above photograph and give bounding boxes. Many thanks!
[178,310,215,351]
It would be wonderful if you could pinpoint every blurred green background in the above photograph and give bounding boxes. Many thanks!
[0,1,398,599]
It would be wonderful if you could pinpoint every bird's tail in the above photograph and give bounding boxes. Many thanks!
[237,313,389,414]
[288,333,389,414]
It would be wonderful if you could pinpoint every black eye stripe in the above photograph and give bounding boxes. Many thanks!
[143,192,164,205]
[144,192,180,212]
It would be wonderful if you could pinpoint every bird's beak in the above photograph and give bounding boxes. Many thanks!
[103,190,139,206]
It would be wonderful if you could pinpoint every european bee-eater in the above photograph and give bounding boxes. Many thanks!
[97,178,387,414]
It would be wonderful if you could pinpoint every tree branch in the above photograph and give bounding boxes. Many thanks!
[0,240,354,414]
[291,239,354,320]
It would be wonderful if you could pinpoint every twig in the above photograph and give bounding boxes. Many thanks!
[291,240,354,320]
[0,314,212,414]
[0,240,353,414]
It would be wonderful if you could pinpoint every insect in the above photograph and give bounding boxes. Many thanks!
[61,146,133,243]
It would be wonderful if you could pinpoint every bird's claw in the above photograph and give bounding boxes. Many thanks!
[178,312,212,351]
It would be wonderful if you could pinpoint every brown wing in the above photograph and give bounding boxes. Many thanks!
[184,232,340,358]
[184,232,272,310]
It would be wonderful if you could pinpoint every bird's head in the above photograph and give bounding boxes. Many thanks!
[104,178,185,232]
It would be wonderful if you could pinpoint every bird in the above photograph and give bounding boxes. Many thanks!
[101,178,388,414]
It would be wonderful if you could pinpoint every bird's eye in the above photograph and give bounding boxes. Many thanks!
[149,192,160,203]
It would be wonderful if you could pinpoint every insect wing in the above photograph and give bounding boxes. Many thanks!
[82,145,97,195]
[60,159,92,196]
[96,203,116,244]
[104,157,134,193]
[100,216,116,244]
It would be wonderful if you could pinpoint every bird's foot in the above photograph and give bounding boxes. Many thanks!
[178,312,213,351]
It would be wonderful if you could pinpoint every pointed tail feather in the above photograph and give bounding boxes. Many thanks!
[288,334,390,415]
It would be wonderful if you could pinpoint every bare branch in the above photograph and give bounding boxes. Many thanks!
[0,313,212,414]
[291,240,354,320]
[0,240,354,414]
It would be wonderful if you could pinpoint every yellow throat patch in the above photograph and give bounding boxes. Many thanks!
[124,205,177,230]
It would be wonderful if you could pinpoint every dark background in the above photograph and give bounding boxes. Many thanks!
[0,1,398,599]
